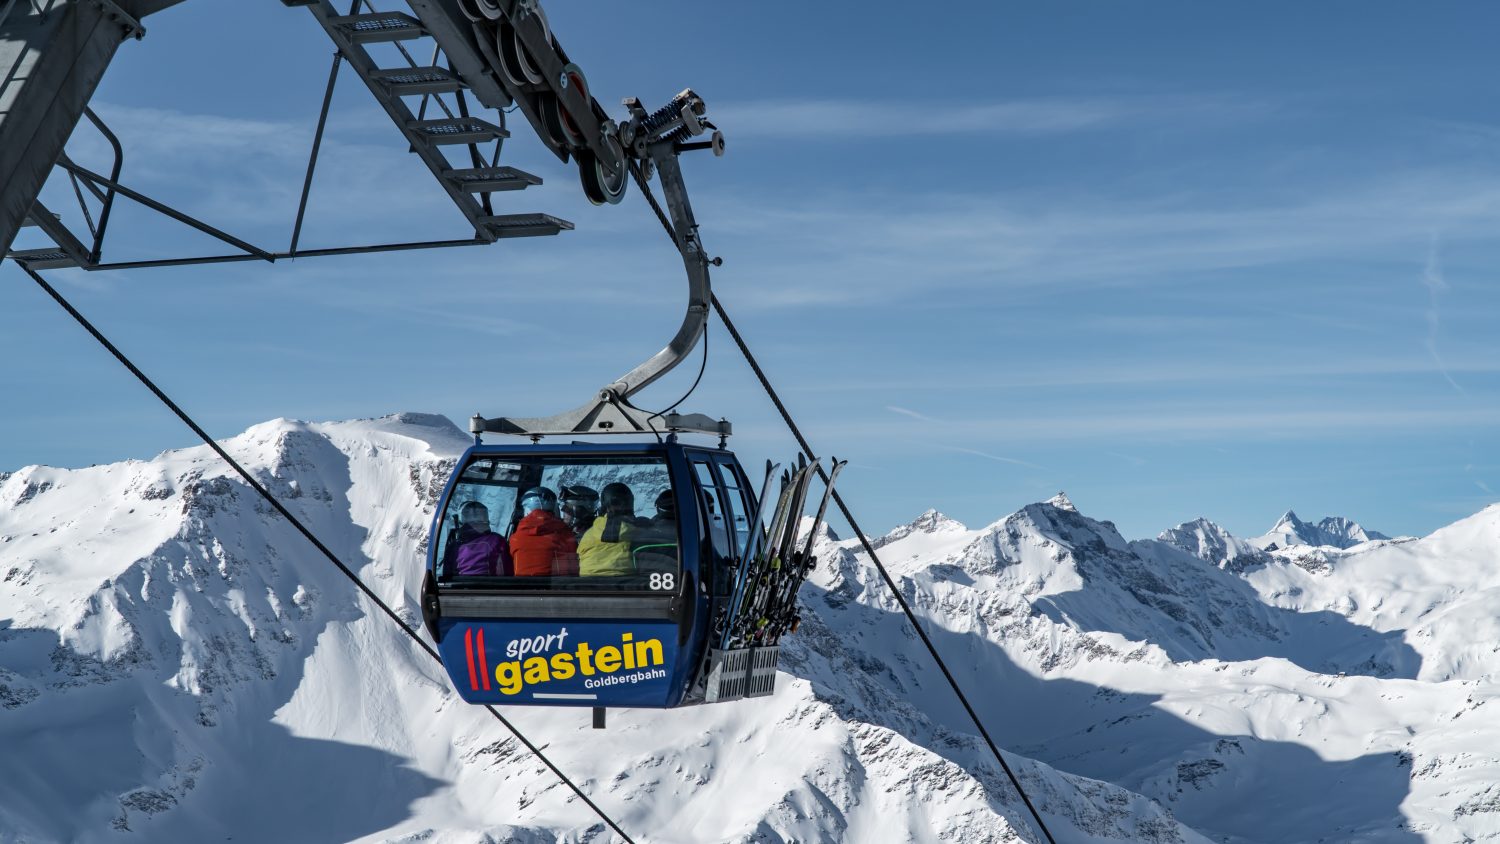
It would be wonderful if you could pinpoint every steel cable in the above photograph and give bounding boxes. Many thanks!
[18,264,638,844]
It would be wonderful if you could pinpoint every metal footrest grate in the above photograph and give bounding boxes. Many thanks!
[479,213,573,238]
[703,646,779,703]
[369,66,463,96]
[408,117,507,145]
[332,12,425,44]
[446,166,541,193]
[7,248,78,269]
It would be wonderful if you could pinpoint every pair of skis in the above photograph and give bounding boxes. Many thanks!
[717,454,846,650]
[758,457,845,642]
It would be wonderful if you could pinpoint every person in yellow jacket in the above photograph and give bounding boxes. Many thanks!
[577,482,647,576]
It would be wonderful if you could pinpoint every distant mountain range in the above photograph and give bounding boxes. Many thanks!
[2,415,1493,843]
[1250,510,1392,551]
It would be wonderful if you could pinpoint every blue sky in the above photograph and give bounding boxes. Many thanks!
[4,1,1499,541]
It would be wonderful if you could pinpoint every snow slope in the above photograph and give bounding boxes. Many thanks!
[0,415,1205,844]
[829,498,1497,843]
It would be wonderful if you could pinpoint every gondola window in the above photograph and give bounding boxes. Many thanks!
[436,454,680,592]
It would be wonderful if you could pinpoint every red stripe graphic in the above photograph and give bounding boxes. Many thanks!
[464,627,479,691]
[476,629,491,691]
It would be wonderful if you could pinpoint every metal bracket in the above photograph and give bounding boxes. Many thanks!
[84,0,145,40]
[471,406,730,439]
[481,92,724,439]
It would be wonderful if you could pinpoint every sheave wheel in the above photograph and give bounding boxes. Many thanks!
[578,143,627,206]
[537,92,569,148]
[496,22,532,89]
[497,7,549,87]
[556,64,590,149]
[457,0,487,22]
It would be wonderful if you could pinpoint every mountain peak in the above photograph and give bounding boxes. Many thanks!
[873,509,967,550]
[1047,491,1078,512]
[1157,517,1265,572]
[1272,509,1303,529]
[1254,510,1388,550]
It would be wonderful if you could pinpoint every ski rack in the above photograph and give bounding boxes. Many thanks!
[699,456,846,704]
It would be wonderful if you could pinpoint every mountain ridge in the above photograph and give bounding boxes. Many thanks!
[1251,508,1392,550]
[0,414,1207,844]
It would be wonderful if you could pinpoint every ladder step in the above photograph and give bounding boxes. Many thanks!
[369,66,463,96]
[407,117,507,145]
[8,248,79,269]
[478,213,574,239]
[331,12,426,44]
[445,166,542,193]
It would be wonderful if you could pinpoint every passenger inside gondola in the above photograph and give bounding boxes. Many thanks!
[578,482,647,576]
[559,484,598,541]
[510,487,579,576]
[631,489,679,574]
[440,500,511,579]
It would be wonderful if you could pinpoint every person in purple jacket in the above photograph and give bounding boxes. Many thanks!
[442,500,511,578]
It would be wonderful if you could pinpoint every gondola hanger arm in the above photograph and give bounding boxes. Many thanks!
[474,91,729,439]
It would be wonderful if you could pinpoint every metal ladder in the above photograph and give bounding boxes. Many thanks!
[288,0,571,241]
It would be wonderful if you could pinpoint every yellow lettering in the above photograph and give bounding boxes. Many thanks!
[634,638,664,668]
[489,633,662,695]
[495,661,523,695]
[595,645,621,673]
[550,651,576,680]
[522,656,551,685]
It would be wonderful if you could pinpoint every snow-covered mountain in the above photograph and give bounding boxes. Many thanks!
[868,508,968,554]
[1251,509,1392,550]
[846,497,1500,843]
[0,415,1204,844]
[6,413,1499,843]
[1156,517,1269,573]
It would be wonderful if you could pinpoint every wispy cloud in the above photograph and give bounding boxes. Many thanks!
[795,355,1500,394]
[1105,451,1148,468]
[714,95,1270,141]
[839,405,1500,444]
[925,442,1045,470]
[1421,236,1462,393]
[886,406,1045,468]
[699,172,1500,310]
[886,405,940,423]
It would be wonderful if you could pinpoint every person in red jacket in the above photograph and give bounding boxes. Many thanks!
[510,486,579,577]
